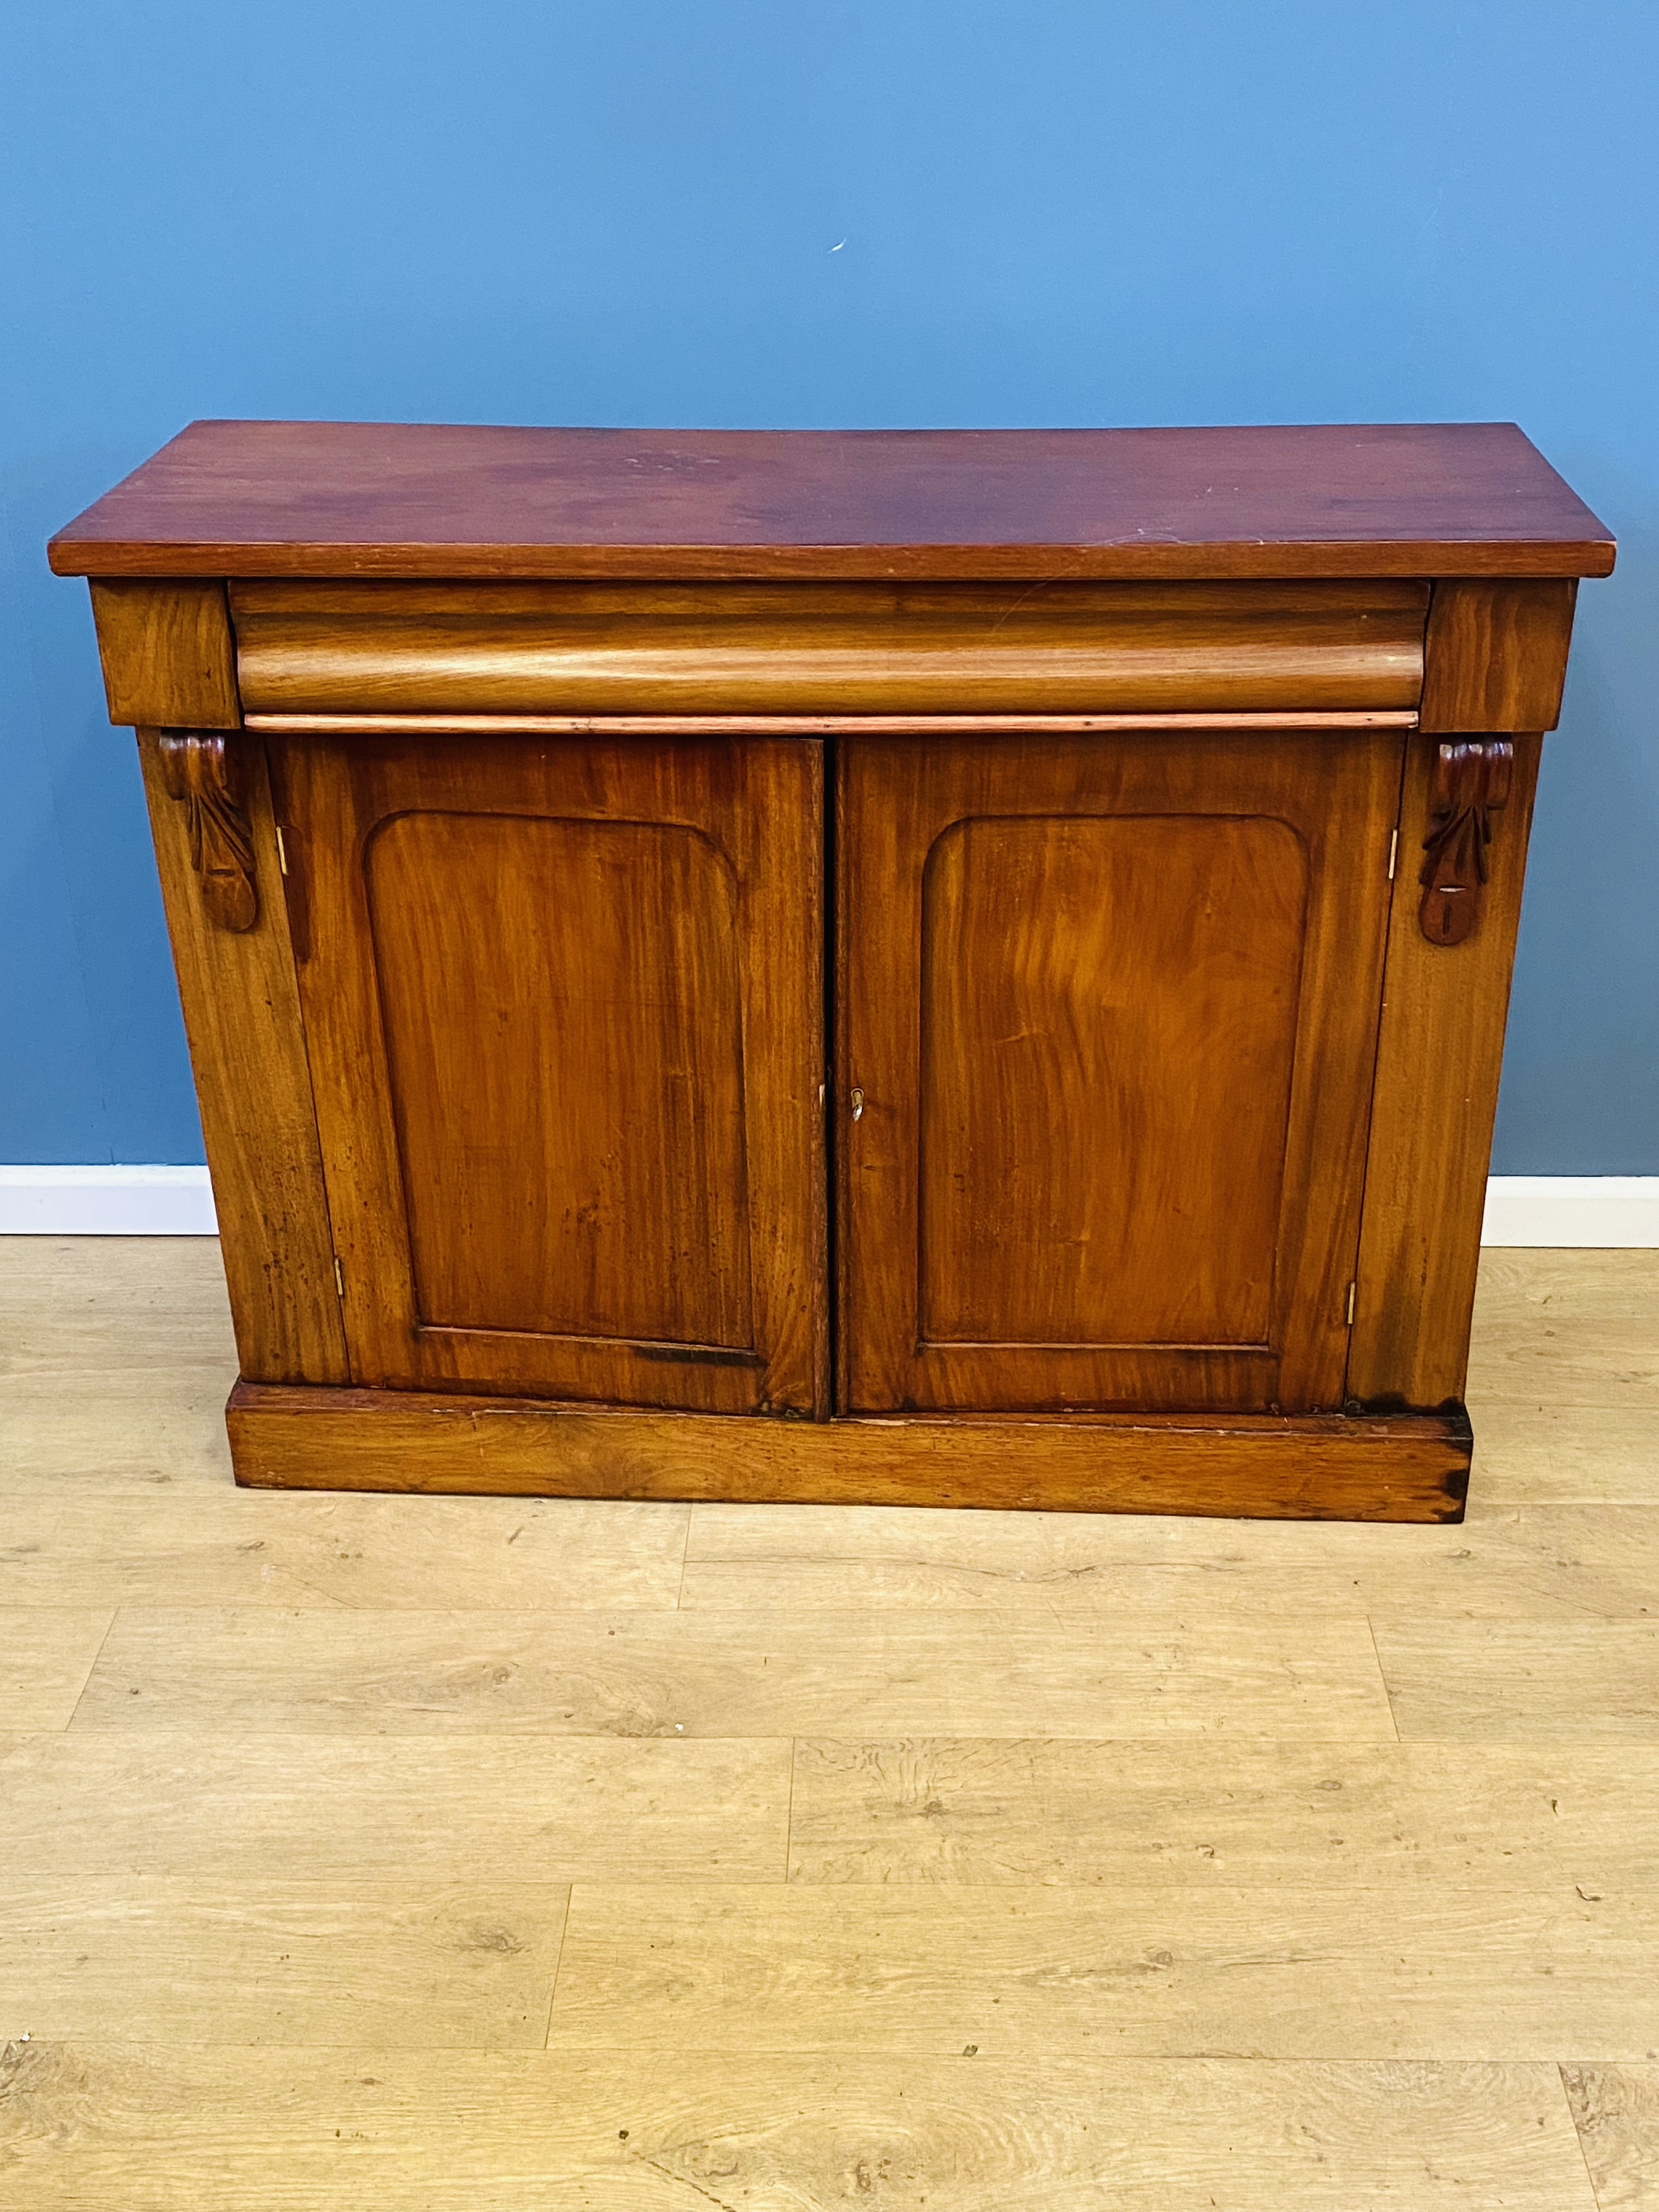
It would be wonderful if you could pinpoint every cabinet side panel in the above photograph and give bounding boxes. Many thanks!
[1348,730,1542,1409]
[91,581,241,729]
[137,728,348,1384]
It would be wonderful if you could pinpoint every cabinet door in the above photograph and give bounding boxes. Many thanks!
[272,732,825,1413]
[838,730,1403,1414]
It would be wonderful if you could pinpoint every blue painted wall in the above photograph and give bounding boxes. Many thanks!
[3,0,1654,1169]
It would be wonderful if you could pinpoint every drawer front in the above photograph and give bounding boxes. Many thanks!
[233,579,1426,719]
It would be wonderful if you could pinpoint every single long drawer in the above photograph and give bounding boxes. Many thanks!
[232,579,1427,717]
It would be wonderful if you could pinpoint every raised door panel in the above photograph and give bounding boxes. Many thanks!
[839,731,1404,1414]
[919,811,1307,1349]
[364,811,754,1348]
[272,732,824,1413]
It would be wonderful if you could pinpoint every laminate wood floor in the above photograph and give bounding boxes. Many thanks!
[2,1237,1656,2210]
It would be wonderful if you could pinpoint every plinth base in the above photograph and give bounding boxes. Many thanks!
[227,1383,1472,1522]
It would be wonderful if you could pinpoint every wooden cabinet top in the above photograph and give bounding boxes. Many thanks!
[50,419,1613,585]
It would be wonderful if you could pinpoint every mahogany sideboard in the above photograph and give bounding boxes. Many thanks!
[50,420,1614,1520]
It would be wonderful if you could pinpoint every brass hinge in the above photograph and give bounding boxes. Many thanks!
[1387,828,1398,881]
[333,1256,345,1299]
[1345,1279,1357,1327]
[275,825,290,876]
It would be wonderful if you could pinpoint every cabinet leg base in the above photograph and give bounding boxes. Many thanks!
[226,1383,1471,1522]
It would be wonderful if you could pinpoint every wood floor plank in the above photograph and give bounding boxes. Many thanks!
[1475,1248,1659,1327]
[1469,1402,1659,1504]
[1468,1335,1659,1411]
[1561,2064,1659,2209]
[0,2045,1601,2211]
[1,1230,1654,2206]
[1466,1251,1659,1409]
[0,1609,113,1730]
[0,1731,788,1881]
[0,1878,567,2047]
[787,1739,1659,1887]
[0,1237,235,1371]
[0,1238,236,1490]
[545,1883,1659,2059]
[681,1500,1659,1618]
[0,1371,234,1491]
[1376,1621,1659,1740]
[0,1491,690,1610]
[68,1605,1396,1739]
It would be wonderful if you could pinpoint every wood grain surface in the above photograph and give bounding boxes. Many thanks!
[838,728,1401,1414]
[1469,1402,1659,1502]
[1562,2066,1659,2209]
[136,733,349,1385]
[244,706,1420,735]
[1348,733,1543,1410]
[1374,1620,1659,1741]
[2,1238,1654,2206]
[679,1498,1659,1619]
[0,1878,568,2046]
[230,577,1428,715]
[1467,1250,1659,1408]
[225,1382,1472,1518]
[87,580,240,728]
[0,2047,1600,2211]
[1419,578,1578,732]
[543,1881,1659,2058]
[0,1237,235,1491]
[0,1731,789,1881]
[48,419,1615,580]
[0,1489,690,1609]
[786,1738,1659,1887]
[66,1603,1395,1740]
[0,1608,112,1730]
[269,730,824,1412]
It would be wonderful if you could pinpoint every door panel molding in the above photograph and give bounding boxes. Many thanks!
[272,732,825,1414]
[917,809,1309,1353]
[839,730,1403,1415]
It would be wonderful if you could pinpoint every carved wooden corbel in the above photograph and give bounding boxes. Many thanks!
[158,731,258,932]
[1418,738,1513,946]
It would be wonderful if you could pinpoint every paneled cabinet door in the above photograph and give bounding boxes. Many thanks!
[837,730,1406,1415]
[270,732,826,1413]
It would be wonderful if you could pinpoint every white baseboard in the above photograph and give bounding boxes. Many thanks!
[1481,1176,1659,1248]
[0,1165,217,1235]
[2,1166,1656,1245]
